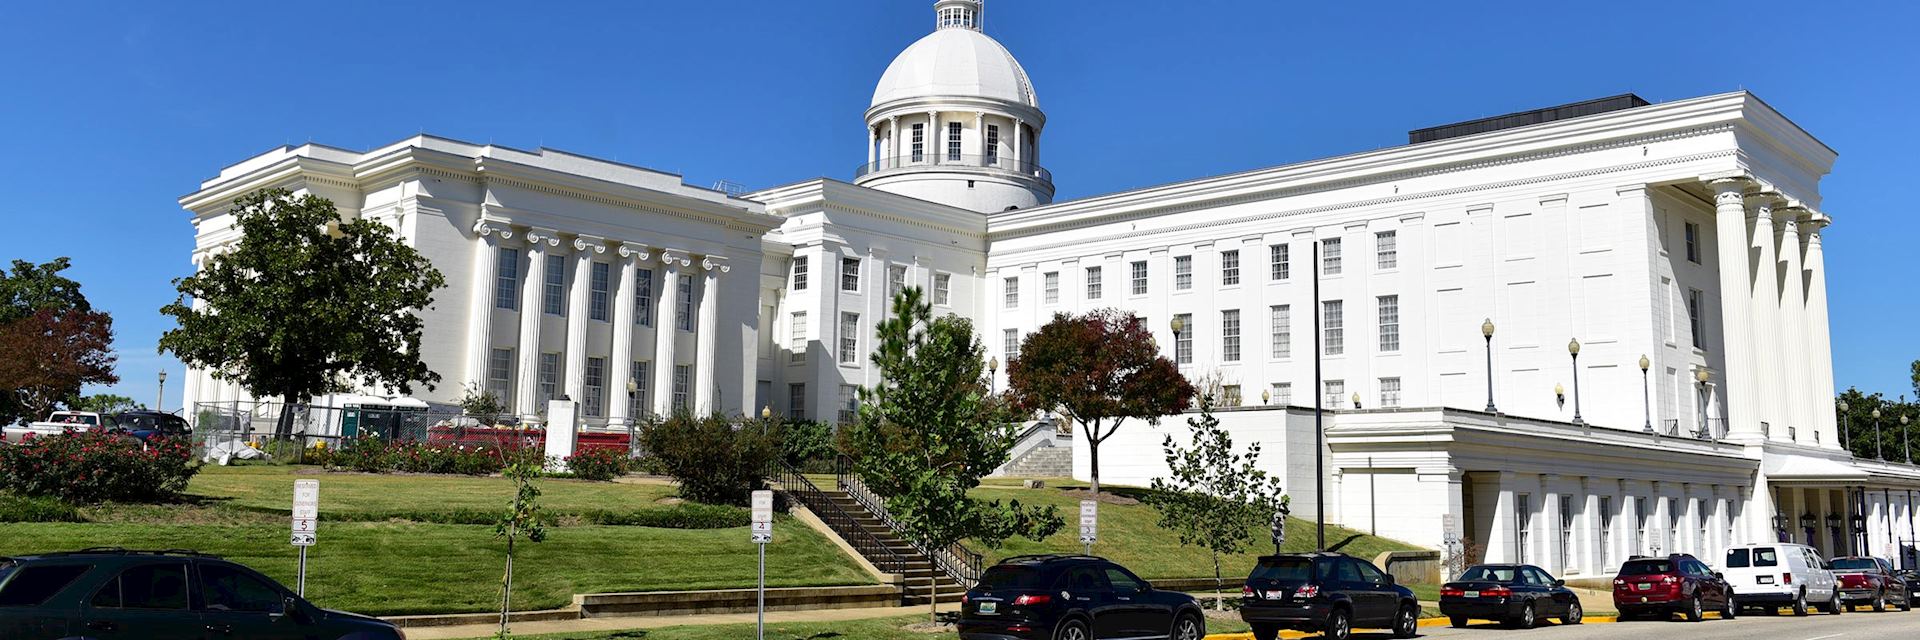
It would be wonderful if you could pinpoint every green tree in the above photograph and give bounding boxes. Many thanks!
[0,257,92,324]
[640,411,781,506]
[494,458,547,638]
[1144,395,1289,608]
[1007,308,1194,497]
[72,394,143,414]
[0,258,116,425]
[158,189,447,437]
[844,287,1063,620]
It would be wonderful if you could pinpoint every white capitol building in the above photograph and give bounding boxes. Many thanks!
[178,1,1920,577]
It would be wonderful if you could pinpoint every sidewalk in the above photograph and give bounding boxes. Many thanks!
[401,605,920,640]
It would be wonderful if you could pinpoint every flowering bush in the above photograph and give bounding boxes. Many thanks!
[320,436,546,476]
[0,432,201,503]
[563,447,630,481]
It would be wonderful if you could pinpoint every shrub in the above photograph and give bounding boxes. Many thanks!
[776,419,837,473]
[0,432,201,504]
[0,493,84,522]
[321,436,528,476]
[639,412,778,506]
[578,503,749,528]
[563,447,629,481]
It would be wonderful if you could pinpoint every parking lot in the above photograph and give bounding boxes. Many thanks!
[1312,610,1919,640]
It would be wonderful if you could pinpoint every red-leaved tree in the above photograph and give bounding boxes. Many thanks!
[1006,308,1193,496]
[0,308,117,425]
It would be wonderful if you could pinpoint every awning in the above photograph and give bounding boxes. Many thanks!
[1764,453,1871,482]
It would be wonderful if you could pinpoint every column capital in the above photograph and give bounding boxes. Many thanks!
[1744,190,1788,208]
[657,249,691,268]
[699,255,731,273]
[1701,173,1755,203]
[472,218,514,240]
[571,235,608,254]
[525,228,562,248]
[615,242,651,261]
[1801,210,1833,231]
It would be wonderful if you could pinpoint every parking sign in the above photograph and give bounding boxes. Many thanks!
[751,490,774,544]
[1079,500,1098,543]
[291,480,319,546]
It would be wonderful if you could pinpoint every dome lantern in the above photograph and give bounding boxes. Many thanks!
[934,0,982,32]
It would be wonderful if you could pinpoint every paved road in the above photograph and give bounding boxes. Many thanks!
[1334,609,1920,640]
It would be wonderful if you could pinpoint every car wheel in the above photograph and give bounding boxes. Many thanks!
[1685,595,1704,622]
[1054,618,1090,640]
[1392,604,1417,639]
[1874,591,1887,613]
[1449,615,1468,628]
[1564,600,1584,625]
[1172,614,1203,640]
[1793,590,1809,616]
[1324,606,1352,640]
[1720,593,1737,620]
[1828,591,1844,615]
[1901,592,1914,612]
[1512,599,1537,629]
[1251,623,1279,640]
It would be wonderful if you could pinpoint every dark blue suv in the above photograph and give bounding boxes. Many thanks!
[1240,552,1418,640]
[0,549,404,640]
[958,554,1205,640]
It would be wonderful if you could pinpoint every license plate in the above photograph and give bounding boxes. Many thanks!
[1636,583,1651,591]
[1264,590,1286,600]
[979,602,997,614]
[1758,576,1775,584]
[1464,591,1479,598]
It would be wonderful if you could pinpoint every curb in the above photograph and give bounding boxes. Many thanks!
[1202,615,1623,639]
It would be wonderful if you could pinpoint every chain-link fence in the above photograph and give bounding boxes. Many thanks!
[192,401,643,464]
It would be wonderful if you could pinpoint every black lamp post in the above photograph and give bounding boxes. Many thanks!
[1482,319,1498,413]
[1567,338,1584,425]
[1839,400,1852,450]
[1639,355,1652,433]
[987,356,999,394]
[1874,408,1885,460]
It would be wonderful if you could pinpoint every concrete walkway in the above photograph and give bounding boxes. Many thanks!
[402,604,923,640]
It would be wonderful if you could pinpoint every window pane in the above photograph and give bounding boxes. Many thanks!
[1377,295,1399,352]
[1221,250,1240,286]
[675,274,694,331]
[839,313,860,364]
[1323,300,1344,356]
[1086,266,1102,299]
[1221,309,1240,362]
[1270,244,1289,280]
[1270,305,1290,359]
[589,262,610,321]
[0,564,91,606]
[117,563,189,610]
[791,256,808,290]
[635,269,654,327]
[495,248,519,310]
[544,254,566,315]
[1130,261,1148,295]
[1174,313,1193,365]
[1174,256,1192,290]
[198,563,284,613]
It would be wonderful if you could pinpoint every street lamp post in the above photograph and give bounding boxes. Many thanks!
[156,370,168,413]
[1639,355,1652,433]
[1481,319,1497,413]
[1904,415,1913,465]
[1350,392,1361,410]
[1874,408,1885,460]
[988,356,999,394]
[1840,401,1852,449]
[1696,369,1712,440]
[1567,338,1583,425]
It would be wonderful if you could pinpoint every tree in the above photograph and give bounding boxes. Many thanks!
[1144,395,1288,608]
[0,258,116,426]
[159,189,447,437]
[1007,308,1194,496]
[844,287,1063,620]
[640,411,781,506]
[493,458,546,638]
[72,394,143,415]
[1910,359,1919,401]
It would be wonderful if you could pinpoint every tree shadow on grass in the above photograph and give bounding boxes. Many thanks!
[1325,534,1366,553]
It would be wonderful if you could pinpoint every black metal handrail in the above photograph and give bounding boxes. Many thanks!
[767,461,913,579]
[836,455,984,587]
[854,154,1051,183]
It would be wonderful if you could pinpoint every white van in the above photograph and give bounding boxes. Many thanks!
[1721,543,1842,615]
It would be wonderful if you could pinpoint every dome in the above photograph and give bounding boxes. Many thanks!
[870,28,1038,109]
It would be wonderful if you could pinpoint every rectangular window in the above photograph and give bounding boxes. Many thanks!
[1636,498,1650,554]
[1517,493,1532,563]
[672,365,690,411]
[584,357,606,417]
[788,383,807,420]
[839,312,860,365]
[1600,496,1615,566]
[791,256,808,290]
[1003,329,1019,363]
[589,262,611,321]
[1321,238,1342,275]
[1174,313,1193,365]
[1221,250,1240,286]
[488,348,513,408]
[1270,244,1290,281]
[1323,300,1344,356]
[675,274,694,331]
[1223,385,1242,407]
[1377,295,1400,352]
[1324,379,1345,407]
[789,312,807,365]
[933,273,951,305]
[986,124,1000,165]
[543,254,566,315]
[1687,288,1704,348]
[494,247,519,310]
[841,257,861,291]
[629,362,649,419]
[1003,276,1019,308]
[1221,309,1241,362]
[1270,305,1291,359]
[1376,231,1398,270]
[1174,256,1193,290]
[947,121,963,161]
[1085,266,1103,299]
[538,353,559,406]
[1044,271,1060,304]
[887,264,907,301]
[910,124,925,162]
[1561,494,1575,569]
[634,268,654,327]
[838,384,859,424]
[1130,261,1148,295]
[1684,222,1701,264]
[1271,382,1292,406]
[1380,377,1401,408]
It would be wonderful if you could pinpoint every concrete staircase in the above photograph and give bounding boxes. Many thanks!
[821,491,968,605]
[998,445,1071,478]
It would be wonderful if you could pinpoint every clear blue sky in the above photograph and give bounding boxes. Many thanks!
[2,0,1914,410]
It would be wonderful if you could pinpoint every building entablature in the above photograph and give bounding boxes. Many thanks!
[1328,407,1757,485]
[864,95,1045,132]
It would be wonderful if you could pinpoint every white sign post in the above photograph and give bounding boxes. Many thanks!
[751,489,773,640]
[1079,500,1099,555]
[291,479,319,596]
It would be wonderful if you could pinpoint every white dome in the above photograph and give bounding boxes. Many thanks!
[871,28,1037,109]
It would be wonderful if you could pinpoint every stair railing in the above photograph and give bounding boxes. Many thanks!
[767,461,914,581]
[836,455,985,588]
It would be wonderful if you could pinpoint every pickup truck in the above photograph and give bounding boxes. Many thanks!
[1832,555,1912,612]
[1,411,104,444]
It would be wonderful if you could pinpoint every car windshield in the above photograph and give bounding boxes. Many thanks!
[978,566,1045,590]
[0,563,92,607]
[1459,566,1518,583]
[1249,557,1313,584]
[1620,560,1672,576]
[1831,558,1877,571]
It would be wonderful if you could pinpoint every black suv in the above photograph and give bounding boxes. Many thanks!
[0,549,404,640]
[109,411,193,442]
[1240,552,1418,640]
[958,554,1205,640]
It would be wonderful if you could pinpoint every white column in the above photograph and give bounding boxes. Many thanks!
[1802,217,1839,441]
[693,258,726,414]
[1706,176,1762,439]
[1747,192,1788,440]
[1813,486,1835,557]
[515,231,556,418]
[887,116,899,163]
[1542,478,1563,575]
[866,125,876,165]
[1775,206,1814,442]
[651,251,684,416]
[464,222,502,391]
[563,237,601,405]
[927,111,939,163]
[1490,472,1518,564]
[1013,118,1025,168]
[1652,482,1671,556]
[975,112,986,166]
[608,244,647,426]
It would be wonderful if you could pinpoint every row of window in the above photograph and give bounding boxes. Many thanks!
[1155,296,1398,364]
[791,257,953,305]
[775,382,866,425]
[786,311,866,366]
[998,233,1397,310]
[483,348,691,418]
[492,248,695,331]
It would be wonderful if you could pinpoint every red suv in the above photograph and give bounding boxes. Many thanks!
[1612,554,1734,622]
[1831,556,1912,612]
